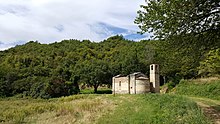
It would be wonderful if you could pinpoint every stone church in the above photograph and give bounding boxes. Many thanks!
[112,64,160,94]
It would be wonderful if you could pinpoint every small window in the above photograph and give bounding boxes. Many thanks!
[155,65,158,70]
[119,81,121,90]
[151,65,153,70]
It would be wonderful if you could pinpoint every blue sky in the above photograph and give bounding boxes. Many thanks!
[0,0,149,50]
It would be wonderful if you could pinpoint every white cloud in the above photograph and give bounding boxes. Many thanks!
[0,0,146,50]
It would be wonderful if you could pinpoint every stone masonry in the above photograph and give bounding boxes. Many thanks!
[112,64,160,94]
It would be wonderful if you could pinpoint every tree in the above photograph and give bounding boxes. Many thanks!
[119,48,142,75]
[75,59,111,93]
[135,0,220,41]
[198,48,220,77]
[135,0,220,79]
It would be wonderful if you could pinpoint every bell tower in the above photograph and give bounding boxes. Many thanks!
[150,64,160,93]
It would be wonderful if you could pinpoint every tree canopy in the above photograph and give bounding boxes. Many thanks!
[135,0,220,83]
[135,0,220,44]
[0,34,219,98]
[0,36,153,98]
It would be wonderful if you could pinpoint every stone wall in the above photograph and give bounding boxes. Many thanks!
[112,77,129,94]
[112,74,151,94]
[135,79,150,94]
[112,65,160,94]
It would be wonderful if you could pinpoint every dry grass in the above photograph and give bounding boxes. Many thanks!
[0,95,117,124]
[190,77,220,84]
[0,94,211,124]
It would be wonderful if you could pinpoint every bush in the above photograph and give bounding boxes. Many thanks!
[45,77,79,98]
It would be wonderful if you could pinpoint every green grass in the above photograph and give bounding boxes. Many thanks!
[175,78,220,100]
[80,88,112,94]
[98,94,210,124]
[0,94,211,124]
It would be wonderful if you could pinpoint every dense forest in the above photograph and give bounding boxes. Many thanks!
[0,0,220,98]
[0,35,219,98]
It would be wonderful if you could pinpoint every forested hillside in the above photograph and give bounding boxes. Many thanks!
[0,35,219,98]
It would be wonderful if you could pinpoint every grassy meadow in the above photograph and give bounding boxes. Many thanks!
[0,93,210,124]
[0,94,115,124]
[175,77,220,100]
[2,78,220,124]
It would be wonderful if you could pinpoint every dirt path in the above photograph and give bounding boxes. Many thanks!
[190,97,220,124]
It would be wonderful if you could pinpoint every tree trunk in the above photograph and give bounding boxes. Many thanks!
[94,86,98,93]
[93,83,99,93]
